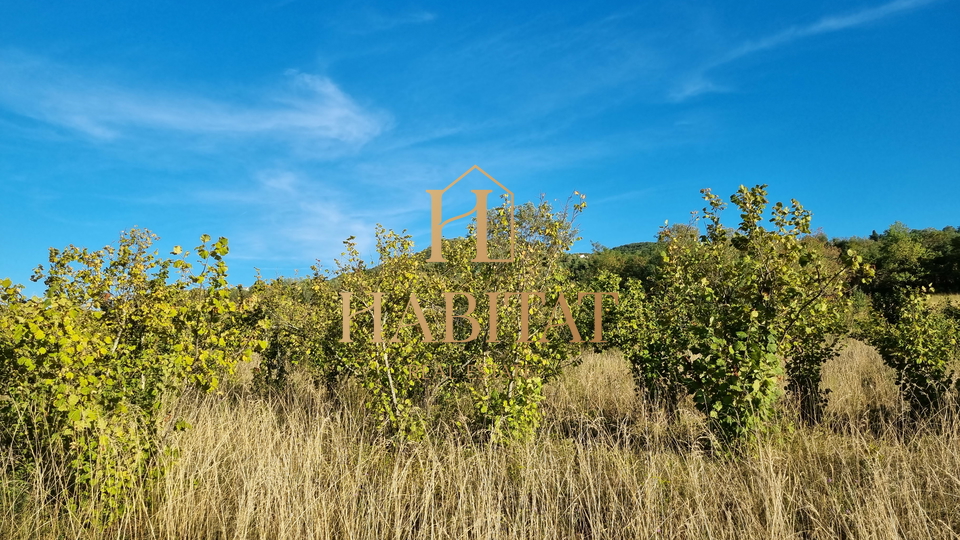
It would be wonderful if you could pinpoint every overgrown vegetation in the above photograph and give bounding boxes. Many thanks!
[864,287,959,418]
[0,230,265,515]
[1,185,959,537]
[254,195,589,441]
[2,349,960,539]
[609,185,874,441]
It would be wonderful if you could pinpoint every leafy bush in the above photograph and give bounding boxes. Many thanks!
[612,185,869,442]
[248,274,340,390]
[321,195,590,441]
[864,287,959,417]
[0,229,262,509]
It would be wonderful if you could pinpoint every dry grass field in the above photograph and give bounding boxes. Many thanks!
[3,341,959,539]
[929,294,960,310]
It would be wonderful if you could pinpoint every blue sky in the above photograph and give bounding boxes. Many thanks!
[1,0,958,291]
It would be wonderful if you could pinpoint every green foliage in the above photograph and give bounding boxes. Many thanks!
[607,275,687,413]
[566,241,662,288]
[248,275,338,390]
[331,227,451,439]
[863,287,959,417]
[319,194,588,441]
[452,195,589,440]
[0,229,262,511]
[612,185,868,442]
[782,235,867,424]
[834,223,960,313]
[6,187,960,525]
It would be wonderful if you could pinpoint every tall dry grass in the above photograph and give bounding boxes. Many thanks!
[3,341,960,539]
[929,294,960,310]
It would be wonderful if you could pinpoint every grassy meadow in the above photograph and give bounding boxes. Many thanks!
[3,340,959,539]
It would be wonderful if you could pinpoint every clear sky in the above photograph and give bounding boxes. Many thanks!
[1,0,958,292]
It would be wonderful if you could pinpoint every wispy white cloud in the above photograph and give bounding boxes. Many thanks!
[369,9,436,30]
[721,0,938,63]
[670,75,730,103]
[671,0,939,101]
[197,170,376,266]
[0,51,389,149]
[335,8,437,34]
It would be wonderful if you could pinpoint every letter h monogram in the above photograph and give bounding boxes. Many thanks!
[426,166,515,263]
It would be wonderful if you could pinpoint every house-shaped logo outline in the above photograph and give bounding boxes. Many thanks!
[426,165,516,263]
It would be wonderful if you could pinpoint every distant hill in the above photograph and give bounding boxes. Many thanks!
[610,242,659,254]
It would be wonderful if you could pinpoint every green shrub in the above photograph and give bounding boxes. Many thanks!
[324,195,589,441]
[0,229,263,511]
[612,185,869,442]
[864,287,958,417]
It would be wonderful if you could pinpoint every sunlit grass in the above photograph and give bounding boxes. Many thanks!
[3,344,960,539]
[929,293,960,309]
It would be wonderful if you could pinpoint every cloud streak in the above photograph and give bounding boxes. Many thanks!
[197,170,376,266]
[671,0,939,101]
[722,0,938,63]
[334,8,436,34]
[0,52,388,148]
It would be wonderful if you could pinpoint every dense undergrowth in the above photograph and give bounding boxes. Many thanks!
[2,185,959,537]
